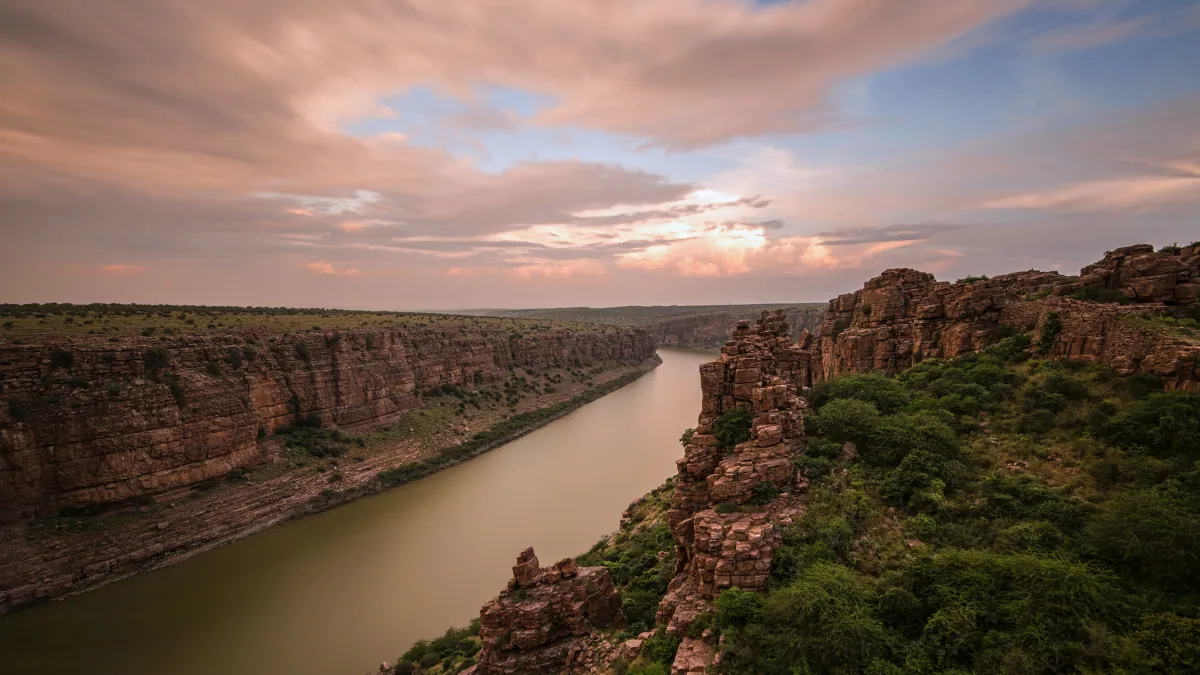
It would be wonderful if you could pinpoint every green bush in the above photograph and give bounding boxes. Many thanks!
[713,407,753,453]
[811,373,910,415]
[1080,489,1200,592]
[1037,311,1062,354]
[143,347,169,372]
[721,563,894,674]
[1093,391,1200,458]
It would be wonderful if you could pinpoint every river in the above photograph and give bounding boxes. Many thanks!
[0,348,713,675]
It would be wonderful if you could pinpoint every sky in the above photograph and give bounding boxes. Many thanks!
[1,0,1198,310]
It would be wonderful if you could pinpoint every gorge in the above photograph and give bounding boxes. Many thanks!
[0,316,658,612]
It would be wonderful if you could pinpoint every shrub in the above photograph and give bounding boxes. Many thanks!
[1038,311,1062,354]
[639,631,680,666]
[294,341,310,362]
[1093,391,1200,458]
[810,398,880,447]
[143,347,169,373]
[679,428,695,447]
[1134,612,1200,671]
[892,549,1139,672]
[713,407,752,453]
[957,275,989,284]
[811,373,909,415]
[49,348,73,370]
[715,588,764,629]
[225,349,243,370]
[1080,489,1200,592]
[205,360,221,376]
[722,563,894,674]
[1159,243,1182,254]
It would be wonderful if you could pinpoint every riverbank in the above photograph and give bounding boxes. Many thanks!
[0,355,661,615]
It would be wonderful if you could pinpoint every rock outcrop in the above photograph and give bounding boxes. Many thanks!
[812,244,1200,389]
[0,326,656,515]
[648,306,825,349]
[658,310,810,675]
[466,547,624,675]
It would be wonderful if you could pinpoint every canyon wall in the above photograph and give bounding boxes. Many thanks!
[656,311,810,675]
[0,326,656,515]
[647,306,824,349]
[811,244,1200,389]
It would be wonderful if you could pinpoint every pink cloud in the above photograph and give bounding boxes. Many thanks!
[508,259,608,280]
[306,261,363,278]
[100,264,149,276]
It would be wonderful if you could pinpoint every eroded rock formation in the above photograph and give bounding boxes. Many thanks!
[0,327,656,515]
[658,310,810,674]
[812,243,1200,389]
[466,547,624,675]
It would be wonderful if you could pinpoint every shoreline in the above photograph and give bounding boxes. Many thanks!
[0,354,662,616]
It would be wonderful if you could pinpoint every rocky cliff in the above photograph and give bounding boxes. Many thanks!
[656,310,811,674]
[646,306,824,349]
[0,326,656,516]
[812,243,1200,389]
[464,547,624,675]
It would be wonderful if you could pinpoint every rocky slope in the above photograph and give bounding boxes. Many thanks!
[0,326,655,516]
[811,243,1200,389]
[463,548,625,675]
[655,311,810,675]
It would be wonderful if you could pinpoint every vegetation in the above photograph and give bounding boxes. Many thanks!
[956,275,989,284]
[392,621,482,675]
[708,336,1200,674]
[0,303,616,339]
[713,407,753,453]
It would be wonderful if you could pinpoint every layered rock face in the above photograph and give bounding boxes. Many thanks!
[659,310,810,674]
[0,327,655,515]
[648,306,825,349]
[467,547,624,675]
[812,244,1200,389]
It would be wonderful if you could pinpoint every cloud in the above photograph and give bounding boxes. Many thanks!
[100,264,148,276]
[508,259,608,280]
[983,174,1200,214]
[306,261,362,278]
[816,223,963,246]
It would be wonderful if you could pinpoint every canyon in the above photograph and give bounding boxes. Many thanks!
[0,321,658,612]
[447,243,1200,675]
[473,304,826,349]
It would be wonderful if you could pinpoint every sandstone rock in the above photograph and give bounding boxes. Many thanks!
[0,326,657,513]
[471,548,624,675]
[660,311,811,635]
[809,246,1200,391]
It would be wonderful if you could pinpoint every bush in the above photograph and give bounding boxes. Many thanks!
[294,341,310,363]
[1093,391,1200,458]
[49,348,73,370]
[713,407,753,453]
[143,347,169,373]
[1134,612,1200,671]
[810,373,909,414]
[1080,489,1200,592]
[721,563,894,674]
[679,428,695,447]
[1037,311,1062,354]
[810,398,879,446]
[892,549,1139,672]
